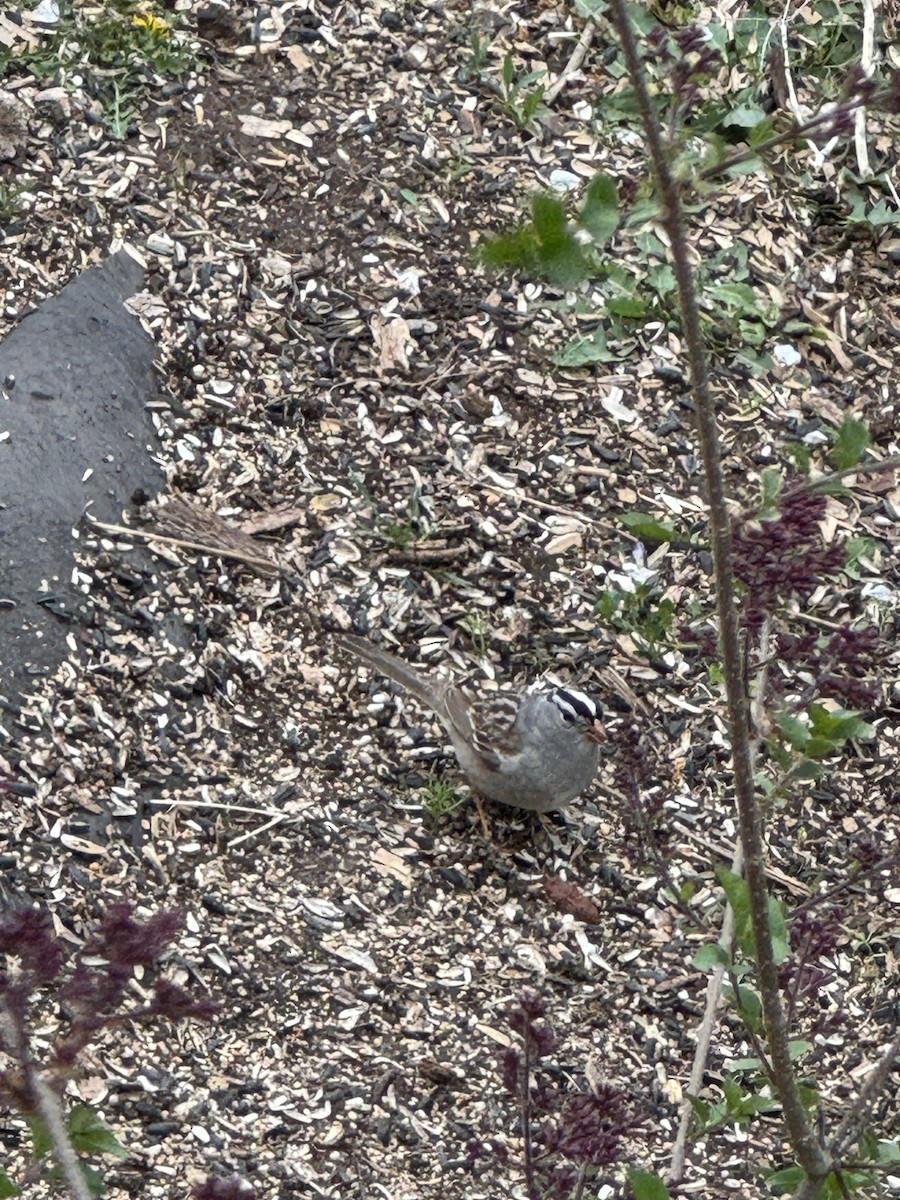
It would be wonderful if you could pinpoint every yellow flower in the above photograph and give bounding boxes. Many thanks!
[133,12,169,35]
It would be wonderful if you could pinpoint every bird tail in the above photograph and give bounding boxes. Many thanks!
[337,633,437,708]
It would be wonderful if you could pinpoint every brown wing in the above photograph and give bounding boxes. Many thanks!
[451,691,522,773]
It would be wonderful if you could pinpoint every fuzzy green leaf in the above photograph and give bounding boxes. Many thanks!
[619,512,674,542]
[693,943,730,971]
[25,1116,52,1160]
[628,1170,670,1200]
[717,868,752,953]
[831,417,870,470]
[776,712,809,750]
[607,295,646,318]
[769,897,790,965]
[553,328,611,365]
[578,172,619,242]
[67,1105,128,1159]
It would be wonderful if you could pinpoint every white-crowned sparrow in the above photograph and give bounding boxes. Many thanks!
[339,633,604,814]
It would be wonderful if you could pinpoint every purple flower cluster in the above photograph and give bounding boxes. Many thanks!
[0,902,217,1110]
[732,491,846,628]
[470,991,645,1198]
[647,24,722,119]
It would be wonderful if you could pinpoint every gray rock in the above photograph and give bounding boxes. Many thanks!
[0,250,163,691]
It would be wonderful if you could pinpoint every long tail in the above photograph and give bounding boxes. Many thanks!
[337,633,438,710]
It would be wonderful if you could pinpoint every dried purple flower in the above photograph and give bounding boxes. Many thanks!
[545,1083,647,1167]
[733,492,845,627]
[0,907,65,984]
[87,903,182,969]
[151,979,219,1023]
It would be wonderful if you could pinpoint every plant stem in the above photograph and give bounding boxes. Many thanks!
[606,2,832,1191]
[521,1032,540,1200]
[27,1069,93,1200]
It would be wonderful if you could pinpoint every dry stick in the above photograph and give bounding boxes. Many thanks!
[671,616,774,1177]
[543,19,595,104]
[788,455,900,493]
[855,0,875,179]
[27,1069,93,1200]
[668,841,743,1180]
[829,1036,900,1162]
[87,517,281,576]
[606,3,833,1192]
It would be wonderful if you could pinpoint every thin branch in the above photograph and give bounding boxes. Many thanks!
[668,841,741,1180]
[785,455,900,494]
[830,1037,900,1160]
[27,1070,93,1200]
[854,0,875,178]
[544,20,595,103]
[606,3,832,1190]
[86,517,281,576]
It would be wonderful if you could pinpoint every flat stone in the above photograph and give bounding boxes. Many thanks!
[0,250,163,692]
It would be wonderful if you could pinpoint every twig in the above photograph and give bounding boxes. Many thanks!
[829,1036,900,1160]
[606,4,832,1190]
[854,0,875,178]
[785,455,900,494]
[27,1070,93,1200]
[668,839,742,1181]
[86,517,281,576]
[544,20,595,103]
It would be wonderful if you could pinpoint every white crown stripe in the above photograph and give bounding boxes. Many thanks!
[548,687,600,722]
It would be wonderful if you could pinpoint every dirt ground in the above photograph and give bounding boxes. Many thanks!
[0,2,898,1199]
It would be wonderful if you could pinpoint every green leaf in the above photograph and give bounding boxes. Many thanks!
[481,228,540,274]
[502,52,514,92]
[794,759,824,780]
[0,1170,19,1198]
[843,535,879,578]
[808,704,873,744]
[766,1165,804,1193]
[521,85,544,121]
[747,116,777,147]
[539,237,588,288]
[830,417,870,470]
[67,1105,128,1159]
[80,1163,106,1196]
[647,262,676,295]
[553,328,611,366]
[875,1138,900,1162]
[607,295,646,318]
[717,868,753,953]
[693,943,730,970]
[784,443,811,473]
[628,1169,670,1200]
[758,468,783,518]
[578,172,619,242]
[729,983,763,1032]
[728,1056,764,1071]
[776,712,809,750]
[866,199,900,226]
[25,1115,52,1159]
[619,511,674,543]
[769,897,789,965]
[531,192,568,242]
[789,1040,813,1061]
[529,194,588,286]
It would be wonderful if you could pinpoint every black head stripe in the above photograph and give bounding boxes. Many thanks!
[549,687,601,724]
